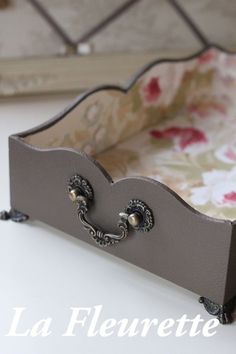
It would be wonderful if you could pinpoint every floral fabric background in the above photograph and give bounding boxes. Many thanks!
[25,48,236,220]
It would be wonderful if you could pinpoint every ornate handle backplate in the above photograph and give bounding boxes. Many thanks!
[68,175,154,247]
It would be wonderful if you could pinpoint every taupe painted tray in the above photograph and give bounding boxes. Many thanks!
[2,46,236,324]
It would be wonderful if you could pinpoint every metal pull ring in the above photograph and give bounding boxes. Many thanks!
[68,175,154,247]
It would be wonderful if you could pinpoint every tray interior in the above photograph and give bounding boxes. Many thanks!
[23,48,236,220]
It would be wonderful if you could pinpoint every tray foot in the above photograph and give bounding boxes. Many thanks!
[0,209,28,223]
[199,296,236,324]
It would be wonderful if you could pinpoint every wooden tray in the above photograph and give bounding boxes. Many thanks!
[5,46,236,324]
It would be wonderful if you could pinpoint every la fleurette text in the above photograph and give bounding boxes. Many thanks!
[4,306,219,338]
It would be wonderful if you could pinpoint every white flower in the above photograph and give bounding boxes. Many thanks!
[191,167,236,207]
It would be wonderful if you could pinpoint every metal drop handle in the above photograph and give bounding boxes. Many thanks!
[68,175,154,247]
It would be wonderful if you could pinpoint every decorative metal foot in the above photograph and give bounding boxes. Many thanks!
[199,296,236,324]
[0,209,28,223]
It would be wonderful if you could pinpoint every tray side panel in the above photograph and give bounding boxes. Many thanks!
[224,223,236,303]
[9,136,233,305]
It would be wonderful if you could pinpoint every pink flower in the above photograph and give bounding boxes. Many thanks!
[198,50,216,64]
[215,143,236,164]
[223,191,236,204]
[150,127,207,150]
[143,77,162,103]
[225,147,236,162]
[187,102,226,118]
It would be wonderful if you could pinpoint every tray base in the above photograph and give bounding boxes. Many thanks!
[0,209,28,222]
[199,296,236,325]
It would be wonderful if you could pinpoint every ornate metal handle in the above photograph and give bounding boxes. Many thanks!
[68,175,154,247]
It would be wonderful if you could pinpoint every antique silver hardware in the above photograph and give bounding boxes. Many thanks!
[127,212,142,227]
[69,189,87,204]
[68,189,79,202]
[0,209,28,222]
[68,174,154,247]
